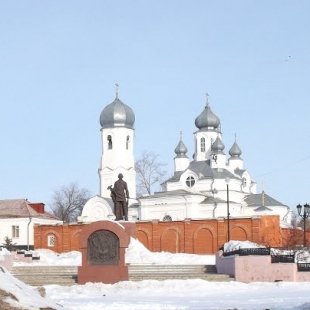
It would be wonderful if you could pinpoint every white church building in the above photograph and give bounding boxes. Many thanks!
[79,89,292,226]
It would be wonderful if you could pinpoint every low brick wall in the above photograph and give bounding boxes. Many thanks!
[216,251,310,282]
[34,216,282,255]
[0,254,13,271]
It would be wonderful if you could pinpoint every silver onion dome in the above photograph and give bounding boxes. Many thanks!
[195,94,220,130]
[229,141,242,157]
[174,137,188,157]
[99,97,135,129]
[211,136,225,154]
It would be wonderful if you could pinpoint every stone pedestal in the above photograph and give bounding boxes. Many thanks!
[78,220,135,284]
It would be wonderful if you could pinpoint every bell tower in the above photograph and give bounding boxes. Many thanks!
[98,85,136,199]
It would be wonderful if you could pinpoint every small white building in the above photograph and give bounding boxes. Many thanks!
[0,199,62,250]
[80,89,292,226]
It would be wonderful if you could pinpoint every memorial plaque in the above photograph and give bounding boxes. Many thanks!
[87,230,119,265]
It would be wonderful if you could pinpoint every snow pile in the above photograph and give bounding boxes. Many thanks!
[14,238,215,266]
[14,249,82,266]
[126,238,215,265]
[223,240,263,252]
[0,247,11,262]
[0,267,62,309]
[3,239,310,309]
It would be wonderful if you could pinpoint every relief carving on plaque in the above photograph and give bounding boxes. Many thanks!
[87,230,119,265]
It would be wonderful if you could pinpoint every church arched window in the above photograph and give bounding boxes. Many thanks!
[201,138,205,152]
[163,215,172,221]
[186,176,195,188]
[126,135,130,150]
[107,135,112,149]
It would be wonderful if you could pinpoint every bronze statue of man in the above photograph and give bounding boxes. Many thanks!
[113,173,129,221]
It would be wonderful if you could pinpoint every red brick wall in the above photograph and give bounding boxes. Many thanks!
[34,215,283,254]
[29,203,45,214]
[34,224,83,253]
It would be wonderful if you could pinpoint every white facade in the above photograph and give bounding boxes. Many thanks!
[0,217,62,249]
[99,126,136,199]
[0,200,62,250]
[80,92,138,223]
[97,92,136,200]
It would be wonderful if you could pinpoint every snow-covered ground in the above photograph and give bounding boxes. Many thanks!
[1,239,310,310]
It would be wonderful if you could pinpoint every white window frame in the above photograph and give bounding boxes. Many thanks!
[186,176,196,188]
[201,137,206,152]
[12,225,19,238]
[47,235,55,247]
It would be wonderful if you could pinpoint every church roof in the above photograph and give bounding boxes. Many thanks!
[200,196,226,204]
[244,192,287,208]
[234,168,246,177]
[187,161,214,178]
[165,161,236,183]
[0,199,60,220]
[139,189,202,199]
[99,97,135,129]
[254,206,273,212]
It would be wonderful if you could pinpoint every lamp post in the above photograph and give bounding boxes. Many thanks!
[225,177,230,242]
[296,203,310,247]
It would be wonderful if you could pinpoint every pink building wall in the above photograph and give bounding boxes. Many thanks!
[0,254,13,271]
[216,251,310,282]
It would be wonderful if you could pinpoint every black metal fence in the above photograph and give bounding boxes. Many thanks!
[239,248,271,256]
[223,247,270,257]
[271,255,295,263]
[297,263,310,272]
[221,247,310,271]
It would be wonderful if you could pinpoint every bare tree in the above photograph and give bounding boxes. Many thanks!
[49,182,91,223]
[135,151,167,197]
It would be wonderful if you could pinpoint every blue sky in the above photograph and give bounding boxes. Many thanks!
[0,1,309,211]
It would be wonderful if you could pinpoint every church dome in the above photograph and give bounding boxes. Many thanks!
[174,138,188,157]
[99,97,135,129]
[195,95,220,130]
[211,136,225,154]
[229,141,242,157]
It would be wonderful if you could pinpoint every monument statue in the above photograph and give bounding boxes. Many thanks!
[107,173,129,221]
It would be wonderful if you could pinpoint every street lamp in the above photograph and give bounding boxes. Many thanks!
[225,177,230,242]
[296,203,310,247]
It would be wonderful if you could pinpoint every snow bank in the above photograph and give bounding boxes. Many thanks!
[0,267,62,309]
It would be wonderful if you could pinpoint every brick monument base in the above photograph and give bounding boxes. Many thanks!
[78,220,135,284]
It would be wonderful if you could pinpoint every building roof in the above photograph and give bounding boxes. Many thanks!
[254,206,273,212]
[139,189,202,200]
[165,161,237,183]
[200,196,226,204]
[244,192,287,208]
[0,199,61,220]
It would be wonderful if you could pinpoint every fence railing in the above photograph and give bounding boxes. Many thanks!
[221,247,310,271]
[223,248,270,257]
[271,255,295,263]
[297,263,310,272]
